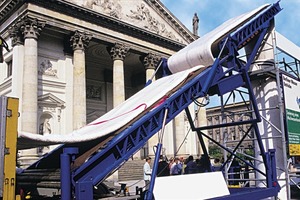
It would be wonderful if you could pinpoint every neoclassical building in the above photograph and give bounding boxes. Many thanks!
[206,102,254,153]
[0,0,204,167]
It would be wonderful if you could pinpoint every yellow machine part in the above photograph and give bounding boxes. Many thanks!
[2,97,20,200]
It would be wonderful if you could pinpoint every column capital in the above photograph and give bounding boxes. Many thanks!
[70,30,92,51]
[20,16,45,40]
[141,53,160,70]
[9,21,24,47]
[107,43,129,61]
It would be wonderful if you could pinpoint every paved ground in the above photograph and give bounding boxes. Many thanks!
[114,180,145,195]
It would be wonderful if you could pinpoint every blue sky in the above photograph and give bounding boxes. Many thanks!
[161,0,300,47]
[160,0,300,108]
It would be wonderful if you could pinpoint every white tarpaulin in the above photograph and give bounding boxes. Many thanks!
[167,4,269,73]
[153,172,229,199]
[18,66,204,149]
[276,31,300,61]
[18,3,271,149]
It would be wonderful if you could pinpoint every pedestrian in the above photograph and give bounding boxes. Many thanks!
[179,156,184,174]
[184,155,198,174]
[170,157,182,175]
[157,155,170,177]
[143,156,152,191]
[212,158,222,171]
[195,158,205,173]
[229,158,241,186]
[168,157,174,171]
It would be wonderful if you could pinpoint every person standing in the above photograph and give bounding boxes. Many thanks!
[168,157,174,171]
[229,158,241,186]
[185,155,197,174]
[179,156,185,174]
[143,156,152,191]
[157,155,170,177]
[170,157,182,175]
[212,158,222,171]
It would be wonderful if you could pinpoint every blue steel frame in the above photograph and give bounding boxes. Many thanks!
[21,2,282,200]
[73,63,223,199]
[70,2,282,199]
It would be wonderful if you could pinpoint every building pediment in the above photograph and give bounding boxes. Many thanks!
[38,93,65,108]
[1,0,193,51]
[64,0,195,44]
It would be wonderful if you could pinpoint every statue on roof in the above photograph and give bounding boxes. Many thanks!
[192,13,199,36]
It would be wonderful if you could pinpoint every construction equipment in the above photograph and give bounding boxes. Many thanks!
[0,97,20,200]
[1,1,285,199]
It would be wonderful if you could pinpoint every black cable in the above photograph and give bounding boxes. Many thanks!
[193,95,210,107]
[0,36,9,52]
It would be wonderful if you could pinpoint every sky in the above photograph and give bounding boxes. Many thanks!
[160,0,300,108]
[161,0,300,47]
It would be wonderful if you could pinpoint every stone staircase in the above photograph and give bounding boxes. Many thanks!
[118,159,146,181]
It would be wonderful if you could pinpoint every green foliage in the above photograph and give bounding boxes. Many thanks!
[208,145,223,159]
[244,148,254,157]
[208,145,254,162]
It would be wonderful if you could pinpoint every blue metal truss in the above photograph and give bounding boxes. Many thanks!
[20,2,283,200]
[72,2,282,199]
[73,65,223,199]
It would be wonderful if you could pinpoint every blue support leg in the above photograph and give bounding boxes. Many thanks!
[144,143,162,200]
[269,149,280,191]
[60,147,78,200]
[75,181,94,200]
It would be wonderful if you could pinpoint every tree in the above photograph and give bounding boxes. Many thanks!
[209,145,223,159]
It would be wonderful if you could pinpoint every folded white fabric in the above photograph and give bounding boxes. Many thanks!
[18,4,271,149]
[18,65,204,149]
[167,4,269,73]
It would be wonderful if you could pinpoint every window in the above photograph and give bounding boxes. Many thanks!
[6,60,12,77]
[216,130,220,142]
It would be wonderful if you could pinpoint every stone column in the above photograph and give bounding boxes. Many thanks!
[70,31,91,130]
[247,26,288,199]
[107,43,129,108]
[174,113,186,156]
[106,44,129,182]
[19,17,45,167]
[20,17,45,133]
[141,53,161,157]
[142,53,160,83]
[9,21,25,130]
[196,101,208,155]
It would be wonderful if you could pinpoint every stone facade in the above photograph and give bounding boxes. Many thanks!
[0,0,203,168]
[206,102,254,151]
